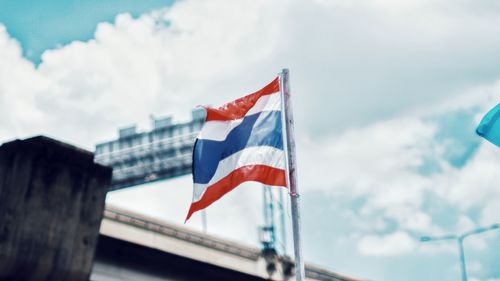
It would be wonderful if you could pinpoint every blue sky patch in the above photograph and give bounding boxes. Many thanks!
[432,108,481,168]
[419,108,481,174]
[0,0,173,64]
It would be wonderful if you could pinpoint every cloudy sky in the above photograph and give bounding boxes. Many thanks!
[1,0,500,280]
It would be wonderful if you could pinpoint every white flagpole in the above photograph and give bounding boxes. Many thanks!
[280,68,305,281]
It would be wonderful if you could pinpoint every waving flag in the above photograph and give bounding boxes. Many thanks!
[186,77,287,221]
[476,103,500,147]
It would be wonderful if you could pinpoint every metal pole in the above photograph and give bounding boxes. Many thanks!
[201,209,207,233]
[269,187,276,247]
[280,68,305,281]
[279,187,288,255]
[263,186,268,228]
[458,238,468,281]
[420,224,500,281]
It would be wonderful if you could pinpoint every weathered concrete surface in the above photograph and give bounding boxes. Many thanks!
[0,136,112,281]
[92,206,361,281]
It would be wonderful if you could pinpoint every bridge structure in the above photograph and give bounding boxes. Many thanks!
[0,135,363,281]
[92,111,363,281]
[91,206,361,281]
[94,109,205,191]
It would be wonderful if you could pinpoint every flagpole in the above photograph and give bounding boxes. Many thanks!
[280,68,305,281]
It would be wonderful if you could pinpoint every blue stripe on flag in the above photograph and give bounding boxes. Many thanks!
[193,110,283,184]
[476,103,500,147]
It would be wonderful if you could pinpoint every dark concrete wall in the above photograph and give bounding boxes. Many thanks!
[0,136,112,281]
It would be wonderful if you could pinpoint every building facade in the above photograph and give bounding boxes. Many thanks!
[95,109,205,190]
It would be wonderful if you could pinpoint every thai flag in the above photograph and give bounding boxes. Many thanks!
[186,77,287,221]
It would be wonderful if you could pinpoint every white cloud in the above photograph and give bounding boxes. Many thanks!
[435,143,500,213]
[2,0,500,147]
[0,0,286,148]
[297,116,439,236]
[0,26,47,140]
[357,231,417,256]
[295,81,500,258]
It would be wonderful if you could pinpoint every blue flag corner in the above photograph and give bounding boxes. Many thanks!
[476,103,500,147]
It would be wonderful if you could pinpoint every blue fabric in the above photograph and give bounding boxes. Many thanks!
[193,111,283,184]
[476,103,500,147]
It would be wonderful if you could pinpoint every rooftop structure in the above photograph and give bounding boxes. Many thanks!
[94,109,205,190]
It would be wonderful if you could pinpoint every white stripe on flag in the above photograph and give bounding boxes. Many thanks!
[192,146,285,202]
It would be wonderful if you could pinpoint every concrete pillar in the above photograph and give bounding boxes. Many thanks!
[0,136,112,281]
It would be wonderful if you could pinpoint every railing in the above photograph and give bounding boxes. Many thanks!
[103,207,261,261]
[95,131,198,190]
[102,207,361,281]
[95,132,199,161]
[305,264,361,281]
[110,153,192,179]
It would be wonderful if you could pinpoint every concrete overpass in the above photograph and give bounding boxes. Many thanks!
[92,206,361,281]
[0,136,362,281]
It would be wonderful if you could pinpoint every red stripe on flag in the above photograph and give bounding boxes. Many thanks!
[185,164,286,222]
[205,77,280,121]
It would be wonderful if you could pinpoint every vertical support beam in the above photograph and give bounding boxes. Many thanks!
[280,68,305,281]
[458,238,468,281]
[201,210,208,233]
[279,187,288,255]
[0,136,112,281]
[268,187,276,247]
[261,186,277,250]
